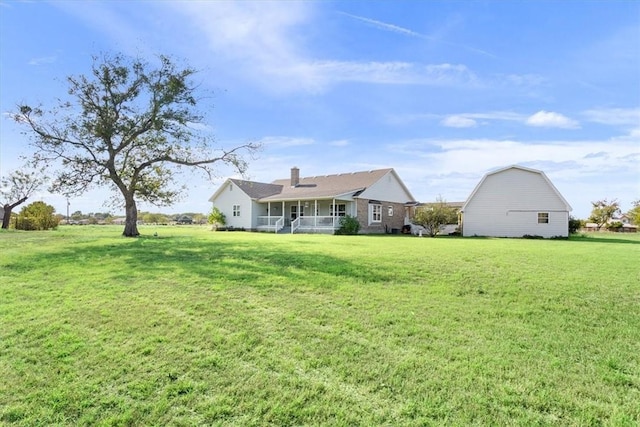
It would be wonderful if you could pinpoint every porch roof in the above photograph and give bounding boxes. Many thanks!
[259,168,393,202]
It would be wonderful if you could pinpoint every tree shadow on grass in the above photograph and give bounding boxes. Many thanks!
[569,235,640,245]
[12,235,393,288]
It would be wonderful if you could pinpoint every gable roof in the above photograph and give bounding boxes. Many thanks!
[261,168,402,201]
[210,168,415,203]
[461,165,572,212]
[208,178,283,202]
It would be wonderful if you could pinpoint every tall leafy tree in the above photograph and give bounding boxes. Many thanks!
[628,199,640,225]
[16,201,58,231]
[14,53,259,237]
[412,197,459,237]
[0,168,44,229]
[588,199,621,230]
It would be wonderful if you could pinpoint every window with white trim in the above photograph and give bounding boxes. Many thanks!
[537,212,549,224]
[330,204,346,217]
[369,204,382,224]
[291,205,305,219]
[233,204,241,217]
[388,206,394,216]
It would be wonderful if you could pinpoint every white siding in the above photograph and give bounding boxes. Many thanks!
[210,181,255,229]
[359,171,413,203]
[463,168,570,238]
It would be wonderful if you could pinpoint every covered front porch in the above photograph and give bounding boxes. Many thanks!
[256,199,354,233]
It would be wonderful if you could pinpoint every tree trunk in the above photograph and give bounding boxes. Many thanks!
[2,197,28,229]
[2,204,12,229]
[122,196,140,237]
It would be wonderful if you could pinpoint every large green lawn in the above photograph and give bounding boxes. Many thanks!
[1,226,639,426]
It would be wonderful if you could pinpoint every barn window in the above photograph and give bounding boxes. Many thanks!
[537,212,549,224]
[233,204,241,217]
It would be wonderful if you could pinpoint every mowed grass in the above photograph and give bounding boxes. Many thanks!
[1,226,639,426]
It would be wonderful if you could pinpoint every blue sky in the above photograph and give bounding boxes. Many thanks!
[1,1,638,218]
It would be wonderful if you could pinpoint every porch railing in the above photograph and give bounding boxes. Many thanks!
[291,217,301,234]
[257,215,341,233]
[297,216,338,229]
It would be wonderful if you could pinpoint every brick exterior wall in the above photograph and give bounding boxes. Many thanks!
[356,199,407,234]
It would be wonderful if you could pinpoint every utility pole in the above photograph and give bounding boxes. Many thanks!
[66,198,70,224]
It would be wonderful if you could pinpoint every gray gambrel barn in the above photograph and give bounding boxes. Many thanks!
[461,165,572,238]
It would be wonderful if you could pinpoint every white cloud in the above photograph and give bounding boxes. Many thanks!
[260,136,315,148]
[500,73,546,87]
[339,12,422,37]
[440,111,527,128]
[382,131,639,216]
[441,115,477,128]
[329,139,350,147]
[340,12,495,58]
[28,56,57,66]
[51,2,152,57]
[526,110,580,129]
[164,3,481,93]
[582,107,640,127]
[307,61,478,88]
[397,111,525,127]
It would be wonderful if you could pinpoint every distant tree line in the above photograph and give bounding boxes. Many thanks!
[1,203,208,231]
[65,211,208,225]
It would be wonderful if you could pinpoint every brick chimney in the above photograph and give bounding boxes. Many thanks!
[290,167,300,187]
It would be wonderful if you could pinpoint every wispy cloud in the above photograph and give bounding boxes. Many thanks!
[339,11,495,58]
[260,136,315,148]
[28,55,57,66]
[329,139,350,147]
[338,12,422,37]
[525,111,580,129]
[439,110,581,129]
[57,2,488,94]
[582,107,640,127]
[441,111,525,127]
[383,131,639,208]
[441,116,477,128]
[306,61,479,88]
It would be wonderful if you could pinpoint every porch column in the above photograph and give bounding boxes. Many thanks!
[333,198,336,228]
[314,200,318,227]
[282,201,285,224]
[268,201,271,226]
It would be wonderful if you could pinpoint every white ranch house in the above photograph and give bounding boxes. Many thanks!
[461,165,572,238]
[209,167,417,234]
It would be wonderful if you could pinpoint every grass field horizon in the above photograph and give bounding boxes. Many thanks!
[1,226,639,425]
